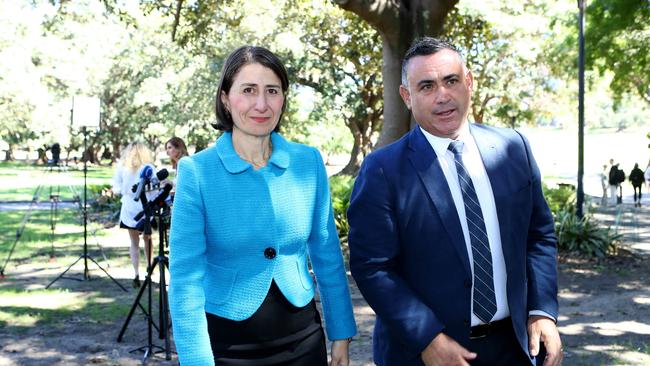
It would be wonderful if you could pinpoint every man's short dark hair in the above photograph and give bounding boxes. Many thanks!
[401,37,462,86]
[213,46,289,132]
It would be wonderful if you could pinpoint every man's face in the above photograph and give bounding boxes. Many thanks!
[399,49,473,139]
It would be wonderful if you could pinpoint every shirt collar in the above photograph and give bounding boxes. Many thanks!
[216,131,290,174]
[419,122,472,157]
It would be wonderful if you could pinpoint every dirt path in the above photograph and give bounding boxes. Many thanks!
[1,202,648,365]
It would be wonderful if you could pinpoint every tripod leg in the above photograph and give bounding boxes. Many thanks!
[117,257,162,342]
[90,226,110,265]
[117,268,152,342]
[0,199,40,277]
[160,258,172,360]
[85,255,127,292]
[45,255,83,289]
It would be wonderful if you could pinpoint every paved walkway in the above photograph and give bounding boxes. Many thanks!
[592,196,650,254]
[0,200,80,211]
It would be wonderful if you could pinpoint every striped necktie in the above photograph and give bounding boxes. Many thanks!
[448,140,497,323]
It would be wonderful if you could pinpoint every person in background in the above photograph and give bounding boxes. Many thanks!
[165,136,188,171]
[112,141,155,288]
[645,162,650,195]
[629,163,645,207]
[168,45,356,366]
[600,164,609,206]
[165,137,189,197]
[348,37,561,366]
[609,162,622,205]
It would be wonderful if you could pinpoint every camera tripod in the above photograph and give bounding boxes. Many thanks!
[117,187,174,363]
[46,128,126,291]
[0,163,85,277]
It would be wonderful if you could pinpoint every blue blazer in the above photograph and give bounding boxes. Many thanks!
[348,125,558,365]
[169,132,356,366]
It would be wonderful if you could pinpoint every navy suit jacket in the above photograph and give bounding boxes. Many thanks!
[348,124,558,365]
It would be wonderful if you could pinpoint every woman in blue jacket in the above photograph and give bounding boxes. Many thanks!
[169,46,357,366]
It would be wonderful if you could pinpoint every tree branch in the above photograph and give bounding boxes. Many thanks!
[333,0,399,35]
[171,0,184,41]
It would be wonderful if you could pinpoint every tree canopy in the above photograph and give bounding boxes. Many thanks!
[1,0,648,168]
[551,0,649,105]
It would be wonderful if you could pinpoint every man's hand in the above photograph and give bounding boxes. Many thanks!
[421,333,477,366]
[329,339,350,366]
[528,315,563,366]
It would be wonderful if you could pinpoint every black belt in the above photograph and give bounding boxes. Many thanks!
[469,317,511,339]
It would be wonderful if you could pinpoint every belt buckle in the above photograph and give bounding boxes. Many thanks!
[469,323,489,339]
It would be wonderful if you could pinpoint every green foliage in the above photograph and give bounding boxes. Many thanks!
[550,0,649,106]
[443,3,557,127]
[88,184,120,222]
[329,175,355,260]
[543,184,576,216]
[543,184,620,257]
[585,0,650,104]
[276,1,383,172]
[554,209,621,258]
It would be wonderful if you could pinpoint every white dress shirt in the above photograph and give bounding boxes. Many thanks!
[420,125,510,326]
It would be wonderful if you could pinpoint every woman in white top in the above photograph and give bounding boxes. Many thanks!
[112,141,155,288]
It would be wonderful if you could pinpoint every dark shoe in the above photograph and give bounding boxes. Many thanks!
[132,276,141,289]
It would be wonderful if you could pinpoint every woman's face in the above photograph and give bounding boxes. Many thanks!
[221,63,284,138]
[166,143,180,161]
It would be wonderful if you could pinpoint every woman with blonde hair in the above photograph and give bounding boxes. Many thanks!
[112,141,155,288]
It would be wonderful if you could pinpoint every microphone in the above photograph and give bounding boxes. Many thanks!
[132,165,153,201]
[131,168,168,192]
[149,168,169,188]
[134,183,173,221]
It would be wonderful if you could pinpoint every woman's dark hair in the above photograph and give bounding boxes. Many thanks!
[213,46,289,132]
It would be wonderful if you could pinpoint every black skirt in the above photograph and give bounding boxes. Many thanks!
[206,281,327,366]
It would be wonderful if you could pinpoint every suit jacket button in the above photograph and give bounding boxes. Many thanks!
[464,279,471,288]
[264,247,276,259]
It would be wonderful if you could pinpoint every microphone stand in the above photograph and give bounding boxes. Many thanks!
[117,185,174,362]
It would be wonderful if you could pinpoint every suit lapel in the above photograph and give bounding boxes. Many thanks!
[407,128,471,276]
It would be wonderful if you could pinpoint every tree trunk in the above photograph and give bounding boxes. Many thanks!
[338,124,364,176]
[335,0,458,148]
[4,148,13,161]
[112,134,121,162]
[376,37,411,148]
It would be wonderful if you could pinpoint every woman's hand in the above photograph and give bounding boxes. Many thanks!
[329,339,350,366]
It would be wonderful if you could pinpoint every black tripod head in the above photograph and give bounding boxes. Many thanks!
[134,184,173,236]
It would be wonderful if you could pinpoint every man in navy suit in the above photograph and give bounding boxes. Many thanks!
[348,37,562,366]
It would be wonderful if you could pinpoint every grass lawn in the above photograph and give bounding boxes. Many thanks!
[0,162,123,275]
[0,162,115,202]
[0,163,142,343]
